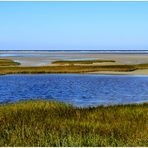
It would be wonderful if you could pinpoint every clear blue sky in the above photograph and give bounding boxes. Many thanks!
[0,2,148,50]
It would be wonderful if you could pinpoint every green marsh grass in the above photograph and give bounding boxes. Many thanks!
[0,59,20,66]
[0,65,137,75]
[52,59,115,65]
[0,100,147,146]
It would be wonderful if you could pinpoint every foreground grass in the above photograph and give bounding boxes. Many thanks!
[0,59,20,66]
[0,100,147,146]
[52,59,115,65]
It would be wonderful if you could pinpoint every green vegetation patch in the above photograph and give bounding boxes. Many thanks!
[135,63,148,69]
[0,59,20,66]
[0,100,148,146]
[52,59,116,65]
[0,64,137,75]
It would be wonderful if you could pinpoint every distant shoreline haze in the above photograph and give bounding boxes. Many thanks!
[1,49,148,53]
[1,49,148,51]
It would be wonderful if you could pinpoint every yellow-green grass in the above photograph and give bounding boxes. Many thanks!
[0,65,138,75]
[52,59,115,65]
[0,100,147,146]
[0,59,20,66]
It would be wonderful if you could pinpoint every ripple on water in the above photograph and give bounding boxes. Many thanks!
[0,74,148,107]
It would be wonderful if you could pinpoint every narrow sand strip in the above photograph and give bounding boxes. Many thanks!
[88,69,148,75]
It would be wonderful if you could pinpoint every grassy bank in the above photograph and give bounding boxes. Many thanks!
[0,65,137,75]
[0,59,20,66]
[52,59,115,65]
[0,100,147,146]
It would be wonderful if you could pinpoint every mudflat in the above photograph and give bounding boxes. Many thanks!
[1,51,148,74]
[1,51,148,65]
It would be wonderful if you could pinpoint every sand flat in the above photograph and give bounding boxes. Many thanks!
[1,51,148,75]
[1,51,148,65]
[88,69,148,75]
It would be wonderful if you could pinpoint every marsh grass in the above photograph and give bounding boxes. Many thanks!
[0,65,137,75]
[1,58,148,74]
[0,100,147,146]
[0,59,20,66]
[52,59,116,65]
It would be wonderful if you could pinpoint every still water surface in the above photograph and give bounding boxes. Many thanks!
[0,74,148,107]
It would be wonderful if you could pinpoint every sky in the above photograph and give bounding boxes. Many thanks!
[0,2,148,50]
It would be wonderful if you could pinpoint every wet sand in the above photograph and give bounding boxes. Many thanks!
[1,51,148,65]
[88,69,148,75]
[1,51,148,74]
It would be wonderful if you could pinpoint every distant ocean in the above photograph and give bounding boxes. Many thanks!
[1,50,148,54]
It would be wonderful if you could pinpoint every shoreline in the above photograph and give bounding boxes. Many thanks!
[88,69,148,75]
[1,70,148,75]
[0,98,147,107]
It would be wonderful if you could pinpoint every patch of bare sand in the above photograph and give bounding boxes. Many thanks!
[88,69,148,75]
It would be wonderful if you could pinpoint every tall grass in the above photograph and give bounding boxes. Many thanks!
[0,100,147,146]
